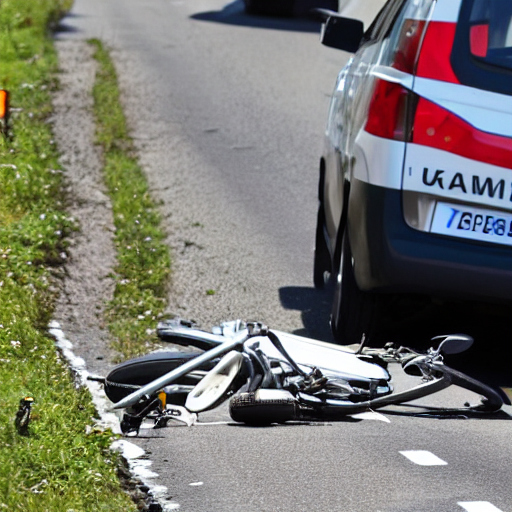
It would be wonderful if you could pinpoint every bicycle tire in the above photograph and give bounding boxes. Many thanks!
[229,390,298,426]
[105,351,210,403]
[438,364,504,412]
[229,376,454,424]
[313,364,504,418]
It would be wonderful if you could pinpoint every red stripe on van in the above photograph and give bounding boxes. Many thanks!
[413,97,512,170]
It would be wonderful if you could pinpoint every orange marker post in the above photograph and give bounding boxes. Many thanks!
[0,89,10,136]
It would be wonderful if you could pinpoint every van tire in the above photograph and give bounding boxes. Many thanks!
[330,231,375,345]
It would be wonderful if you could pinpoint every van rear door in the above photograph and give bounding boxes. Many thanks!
[401,0,512,247]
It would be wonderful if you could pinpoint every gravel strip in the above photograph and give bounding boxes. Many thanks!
[50,40,119,376]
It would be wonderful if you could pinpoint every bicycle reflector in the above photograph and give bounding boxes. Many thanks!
[0,90,9,136]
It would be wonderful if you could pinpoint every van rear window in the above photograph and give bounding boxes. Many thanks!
[451,0,512,95]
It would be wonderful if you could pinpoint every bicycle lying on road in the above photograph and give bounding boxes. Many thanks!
[100,318,505,435]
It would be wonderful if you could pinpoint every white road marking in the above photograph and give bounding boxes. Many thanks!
[196,421,231,426]
[350,411,391,422]
[458,502,504,512]
[399,450,448,466]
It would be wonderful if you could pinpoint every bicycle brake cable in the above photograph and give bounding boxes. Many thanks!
[266,330,308,378]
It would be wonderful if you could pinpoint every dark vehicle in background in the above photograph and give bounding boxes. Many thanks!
[314,0,512,344]
[243,0,292,15]
[243,0,338,17]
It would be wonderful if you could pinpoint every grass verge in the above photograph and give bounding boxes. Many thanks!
[0,1,168,510]
[89,39,171,360]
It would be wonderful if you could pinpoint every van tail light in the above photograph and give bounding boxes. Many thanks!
[364,16,511,168]
[392,18,459,83]
[364,16,459,141]
[415,21,459,83]
[413,98,512,170]
[365,82,512,171]
[365,79,416,142]
[392,19,426,74]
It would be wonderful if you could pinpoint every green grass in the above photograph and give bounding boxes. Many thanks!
[0,1,139,510]
[89,39,171,359]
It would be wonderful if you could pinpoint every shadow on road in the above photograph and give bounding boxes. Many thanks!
[279,284,512,394]
[371,297,512,390]
[53,12,85,35]
[279,284,334,341]
[190,0,332,33]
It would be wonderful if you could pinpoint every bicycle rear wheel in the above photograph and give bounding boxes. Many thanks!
[105,351,212,404]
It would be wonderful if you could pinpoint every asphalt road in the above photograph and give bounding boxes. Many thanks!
[56,1,512,511]
[58,0,349,340]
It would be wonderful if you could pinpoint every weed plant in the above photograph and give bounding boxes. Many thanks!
[0,1,136,510]
[90,39,171,359]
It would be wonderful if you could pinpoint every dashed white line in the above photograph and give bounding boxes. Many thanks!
[458,502,504,512]
[396,451,504,511]
[399,450,448,466]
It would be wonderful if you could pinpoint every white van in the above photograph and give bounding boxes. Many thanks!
[314,0,512,344]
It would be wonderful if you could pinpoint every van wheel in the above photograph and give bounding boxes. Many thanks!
[330,232,375,345]
[313,206,331,289]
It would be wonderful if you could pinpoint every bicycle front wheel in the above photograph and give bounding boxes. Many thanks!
[439,365,504,412]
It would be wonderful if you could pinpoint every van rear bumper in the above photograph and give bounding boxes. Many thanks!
[347,179,512,302]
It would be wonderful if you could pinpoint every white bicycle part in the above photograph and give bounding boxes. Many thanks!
[185,351,245,412]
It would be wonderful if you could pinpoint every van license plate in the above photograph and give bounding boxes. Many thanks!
[430,202,512,246]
